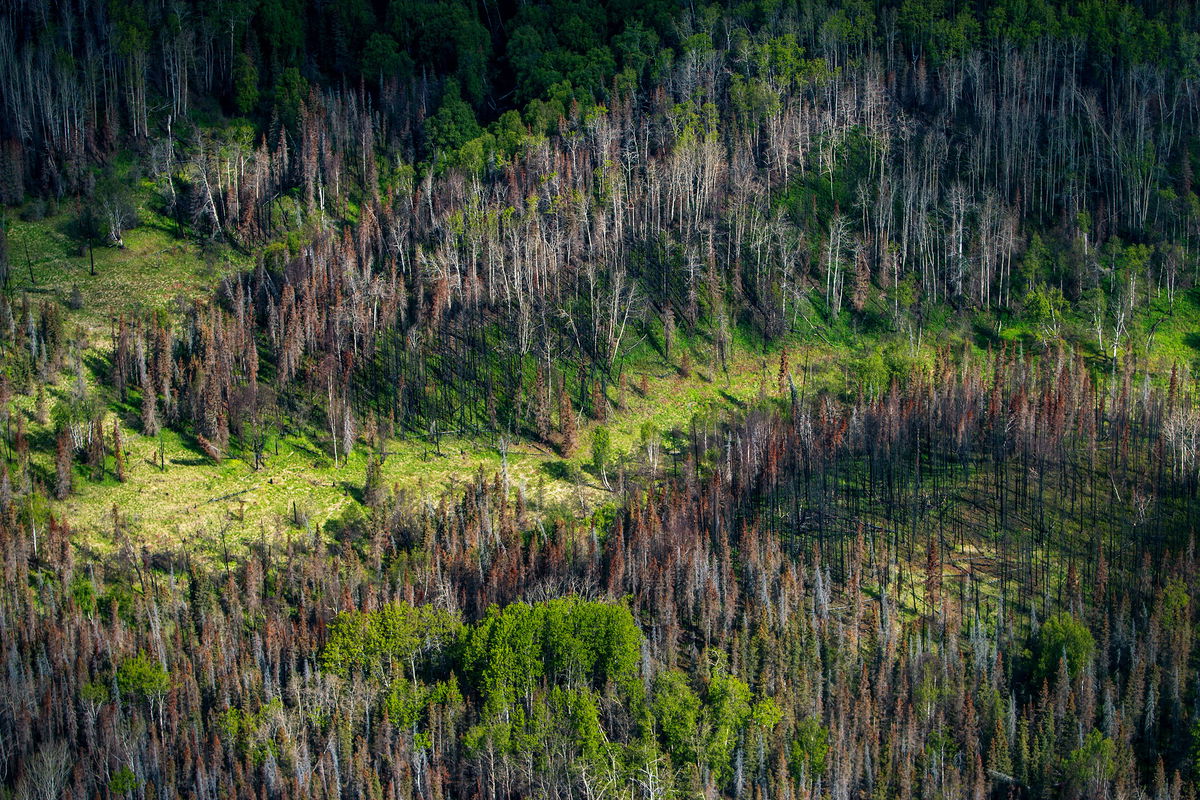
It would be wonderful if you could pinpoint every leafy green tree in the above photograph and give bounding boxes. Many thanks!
[258,0,305,66]
[461,601,545,712]
[1023,283,1067,339]
[456,133,496,175]
[986,0,1060,46]
[232,53,259,116]
[1061,731,1115,798]
[1159,577,1189,628]
[789,717,831,778]
[116,651,170,725]
[821,0,876,52]
[612,22,660,81]
[386,678,462,749]
[108,766,140,796]
[1018,232,1052,292]
[651,669,702,765]
[322,602,462,685]
[330,0,377,73]
[362,33,412,84]
[386,1,489,103]
[216,700,283,763]
[550,686,605,759]
[116,652,169,699]
[898,0,979,64]
[493,111,528,163]
[1031,612,1094,684]
[424,81,482,160]
[591,425,611,481]
[461,598,643,715]
[704,665,753,786]
[273,67,308,130]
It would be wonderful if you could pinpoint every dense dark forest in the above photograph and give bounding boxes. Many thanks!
[3,0,1200,797]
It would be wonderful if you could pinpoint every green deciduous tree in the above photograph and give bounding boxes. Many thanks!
[1031,612,1094,684]
[232,53,259,116]
[273,67,308,131]
[424,81,482,161]
[789,717,831,779]
[323,602,462,685]
[651,669,702,765]
[116,652,169,699]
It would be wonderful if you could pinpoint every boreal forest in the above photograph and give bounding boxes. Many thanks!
[1,0,1200,797]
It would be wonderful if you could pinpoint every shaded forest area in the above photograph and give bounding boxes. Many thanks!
[2,0,1200,798]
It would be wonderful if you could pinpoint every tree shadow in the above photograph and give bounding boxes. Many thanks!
[541,460,580,483]
[718,390,746,409]
[338,480,364,505]
[82,351,111,382]
[971,318,1001,349]
[170,457,209,467]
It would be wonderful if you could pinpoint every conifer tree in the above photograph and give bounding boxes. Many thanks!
[558,382,576,457]
[534,364,550,442]
[113,420,125,482]
[54,430,72,500]
[141,383,159,437]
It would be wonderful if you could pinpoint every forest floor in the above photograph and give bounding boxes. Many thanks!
[54,339,844,551]
[7,199,252,341]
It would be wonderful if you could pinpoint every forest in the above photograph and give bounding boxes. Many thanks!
[1,0,1200,797]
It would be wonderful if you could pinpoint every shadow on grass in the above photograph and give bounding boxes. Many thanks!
[541,459,581,483]
[82,351,110,382]
[718,390,746,409]
[971,318,1001,349]
[338,480,364,505]
[170,456,209,467]
[1184,331,1200,354]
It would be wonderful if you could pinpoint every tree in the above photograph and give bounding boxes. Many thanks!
[789,717,831,780]
[116,652,170,699]
[362,33,410,85]
[232,53,259,115]
[116,651,170,725]
[363,454,385,507]
[1061,731,1115,799]
[591,426,612,486]
[96,177,138,248]
[54,429,72,500]
[323,602,462,686]
[16,742,70,800]
[273,67,308,130]
[423,80,482,160]
[559,382,577,456]
[1031,613,1094,684]
[703,665,754,788]
[651,669,702,765]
